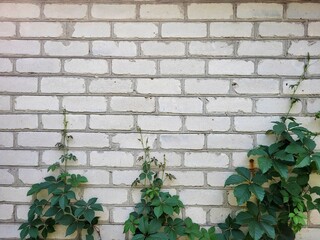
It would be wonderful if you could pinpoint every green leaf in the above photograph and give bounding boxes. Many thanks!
[86,234,94,240]
[260,222,275,239]
[66,222,77,236]
[74,207,85,218]
[84,209,95,223]
[235,167,251,180]
[236,212,253,224]
[44,206,59,217]
[149,219,162,234]
[58,214,74,225]
[29,226,38,238]
[248,147,268,157]
[234,184,251,206]
[248,222,264,240]
[273,122,286,135]
[272,160,288,178]
[138,217,148,235]
[59,196,68,210]
[20,227,29,239]
[154,206,163,218]
[132,234,146,240]
[248,184,265,202]
[91,204,103,211]
[258,157,273,173]
[295,156,311,168]
[225,174,247,187]
[285,143,306,154]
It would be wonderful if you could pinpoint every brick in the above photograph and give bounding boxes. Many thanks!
[112,60,156,75]
[112,207,134,223]
[185,207,206,225]
[179,189,224,205]
[44,4,87,19]
[42,114,86,130]
[15,96,59,111]
[296,228,320,240]
[308,22,320,36]
[137,152,182,167]
[0,96,10,110]
[0,77,37,93]
[90,115,134,130]
[259,22,304,37]
[18,132,60,147]
[0,204,14,220]
[71,22,110,38]
[256,98,302,114]
[185,79,230,95]
[310,210,320,225]
[307,99,320,113]
[99,225,126,239]
[232,152,250,168]
[16,205,29,221]
[207,97,252,113]
[0,132,13,147]
[232,78,279,94]
[137,116,182,131]
[70,169,110,185]
[256,133,277,146]
[90,151,134,167]
[188,3,233,19]
[16,58,61,73]
[234,116,278,132]
[184,152,229,168]
[258,60,304,76]
[113,170,140,185]
[0,3,40,19]
[42,150,87,166]
[136,78,181,94]
[283,80,320,95]
[189,41,233,56]
[207,171,233,187]
[0,115,38,129]
[0,150,38,166]
[63,96,107,112]
[238,41,283,56]
[114,23,157,38]
[64,59,108,74]
[294,117,320,133]
[167,171,204,186]
[160,134,204,149]
[19,169,54,184]
[288,41,320,56]
[141,41,185,56]
[70,133,110,148]
[83,188,128,204]
[159,97,202,114]
[210,22,253,37]
[0,58,12,72]
[0,40,40,55]
[20,22,63,37]
[160,59,205,75]
[92,41,137,57]
[0,187,31,202]
[209,60,254,75]
[112,133,157,149]
[209,208,232,224]
[237,3,283,19]
[185,116,230,132]
[207,134,254,149]
[91,4,136,19]
[110,96,155,112]
[140,4,183,19]
[162,23,206,38]
[44,41,89,56]
[0,22,16,37]
[89,78,133,93]
[287,3,320,19]
[41,77,85,93]
[309,60,320,75]
[0,169,14,185]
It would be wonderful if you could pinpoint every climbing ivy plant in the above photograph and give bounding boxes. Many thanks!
[19,110,103,240]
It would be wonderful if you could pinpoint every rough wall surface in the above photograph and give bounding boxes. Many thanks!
[0,0,319,239]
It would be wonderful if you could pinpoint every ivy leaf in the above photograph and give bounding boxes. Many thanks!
[235,167,251,180]
[66,222,77,236]
[248,184,265,202]
[248,222,264,240]
[236,212,253,224]
[58,214,74,225]
[154,206,163,218]
[285,143,306,154]
[234,184,251,206]
[225,174,247,187]
[258,157,273,173]
[248,147,268,157]
[272,160,288,178]
[29,226,38,238]
[132,234,146,240]
[295,156,311,168]
[84,209,95,223]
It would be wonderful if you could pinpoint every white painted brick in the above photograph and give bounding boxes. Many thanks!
[71,22,110,38]
[91,4,136,19]
[309,60,320,75]
[16,58,61,73]
[207,97,252,113]
[167,171,204,186]
[208,171,233,187]
[0,77,37,93]
[162,23,206,38]
[0,150,38,166]
[0,187,31,202]
[16,205,29,221]
[256,133,277,146]
[71,169,110,185]
[0,58,12,72]
[283,80,320,95]
[232,152,250,168]
[189,41,233,56]
[67,133,109,148]
[20,22,63,37]
[0,204,13,220]
[259,22,304,37]
[207,134,254,149]
[296,228,320,240]
[179,189,224,205]
[232,78,279,94]
[159,97,202,114]
[138,116,181,131]
[63,96,107,112]
[0,22,15,37]
[18,132,60,147]
[110,96,155,112]
[234,116,278,132]
[41,77,85,93]
[209,60,254,75]
[160,59,205,75]
[308,22,320,36]
[256,98,302,114]
[141,41,185,56]
[287,3,320,19]
[237,3,283,19]
[307,98,320,113]
[112,60,156,75]
[90,151,134,167]
[113,133,157,149]
[294,117,320,133]
[136,78,181,94]
[42,150,87,166]
[0,3,40,19]
[137,152,182,167]
[210,22,253,37]
[0,115,38,129]
[188,3,233,20]
[258,60,304,76]
[114,23,157,38]
[90,115,134,130]
[238,41,283,56]
[185,79,230,95]
[185,116,230,132]
[89,79,133,93]
[140,4,183,19]
[83,188,128,204]
[99,225,126,239]
[0,96,10,110]
[112,207,134,223]
[160,134,204,149]
[113,170,140,185]
[92,41,137,57]
[19,168,57,184]
[184,152,229,168]
[185,207,206,225]
[44,41,89,56]
[0,169,14,185]
[288,41,320,56]
[310,210,320,225]
[44,4,87,19]
[209,208,232,224]
[15,96,59,111]
[0,40,40,55]
[42,114,86,130]
[0,132,13,147]
[64,59,108,74]
[0,224,20,238]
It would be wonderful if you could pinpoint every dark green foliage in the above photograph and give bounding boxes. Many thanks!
[19,110,103,240]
